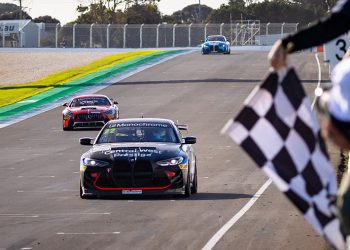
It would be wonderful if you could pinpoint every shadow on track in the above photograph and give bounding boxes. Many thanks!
[83,192,253,201]
[0,79,325,90]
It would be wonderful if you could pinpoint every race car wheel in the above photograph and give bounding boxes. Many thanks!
[184,172,191,198]
[191,165,198,194]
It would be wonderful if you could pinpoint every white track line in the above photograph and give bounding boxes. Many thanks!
[56,232,120,235]
[0,215,39,218]
[0,212,110,218]
[203,52,323,250]
[311,53,323,109]
[17,176,55,178]
[202,179,272,250]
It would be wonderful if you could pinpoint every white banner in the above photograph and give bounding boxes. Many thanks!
[0,23,19,35]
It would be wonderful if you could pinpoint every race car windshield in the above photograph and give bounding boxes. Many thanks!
[70,97,110,107]
[207,36,225,42]
[97,123,180,143]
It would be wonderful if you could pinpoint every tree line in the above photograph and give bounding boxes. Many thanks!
[0,0,340,25]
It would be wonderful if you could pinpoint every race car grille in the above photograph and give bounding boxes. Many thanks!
[76,113,103,121]
[112,160,132,187]
[209,45,216,51]
[133,160,154,187]
[104,159,170,188]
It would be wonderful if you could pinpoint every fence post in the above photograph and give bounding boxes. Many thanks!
[250,23,254,45]
[55,23,59,48]
[220,23,224,35]
[140,23,144,48]
[235,23,239,45]
[2,23,5,48]
[204,23,208,40]
[73,23,77,48]
[172,24,177,47]
[156,23,160,48]
[123,24,127,48]
[281,22,285,38]
[107,24,110,48]
[20,30,23,47]
[38,23,41,48]
[90,23,94,48]
[188,23,192,47]
[266,22,270,46]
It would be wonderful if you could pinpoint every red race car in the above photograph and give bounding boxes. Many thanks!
[62,94,119,131]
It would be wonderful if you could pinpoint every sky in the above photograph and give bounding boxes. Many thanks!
[1,0,228,24]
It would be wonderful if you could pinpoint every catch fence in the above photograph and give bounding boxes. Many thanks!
[0,21,299,48]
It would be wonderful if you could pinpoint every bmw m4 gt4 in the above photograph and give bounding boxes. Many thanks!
[201,35,231,54]
[79,118,198,198]
[62,94,119,130]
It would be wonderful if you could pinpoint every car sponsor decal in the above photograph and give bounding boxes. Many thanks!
[103,148,162,158]
[108,122,169,128]
[80,165,87,171]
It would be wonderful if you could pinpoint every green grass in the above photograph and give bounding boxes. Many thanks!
[0,50,161,108]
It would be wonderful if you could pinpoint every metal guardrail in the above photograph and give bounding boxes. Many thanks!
[0,22,299,48]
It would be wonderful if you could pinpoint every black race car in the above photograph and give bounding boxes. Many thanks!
[79,118,197,198]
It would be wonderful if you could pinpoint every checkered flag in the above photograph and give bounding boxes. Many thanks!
[222,68,346,249]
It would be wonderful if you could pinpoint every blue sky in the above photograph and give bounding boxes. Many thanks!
[1,0,228,24]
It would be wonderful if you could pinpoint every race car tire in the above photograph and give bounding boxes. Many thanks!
[191,165,198,194]
[184,172,191,198]
[63,120,73,131]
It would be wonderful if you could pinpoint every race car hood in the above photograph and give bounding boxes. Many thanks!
[67,106,110,113]
[87,143,184,162]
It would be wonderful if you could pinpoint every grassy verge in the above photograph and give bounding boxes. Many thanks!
[0,50,161,108]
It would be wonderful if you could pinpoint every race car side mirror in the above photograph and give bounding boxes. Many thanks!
[184,136,196,144]
[113,101,119,104]
[80,137,94,145]
[62,102,68,107]
[201,40,204,43]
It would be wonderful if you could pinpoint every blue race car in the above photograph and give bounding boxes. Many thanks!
[202,35,231,54]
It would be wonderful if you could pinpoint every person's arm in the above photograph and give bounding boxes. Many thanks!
[282,12,350,53]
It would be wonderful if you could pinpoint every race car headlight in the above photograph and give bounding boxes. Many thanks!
[105,108,116,119]
[156,157,183,167]
[63,110,73,120]
[82,158,110,167]
[106,108,116,115]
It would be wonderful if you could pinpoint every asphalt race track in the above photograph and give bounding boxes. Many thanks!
[0,51,330,250]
